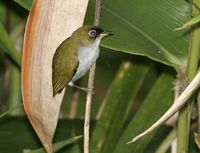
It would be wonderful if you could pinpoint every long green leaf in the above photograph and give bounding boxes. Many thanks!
[0,2,6,24]
[90,59,151,153]
[113,72,174,153]
[0,50,5,108]
[0,22,20,67]
[85,0,191,68]
[7,65,22,115]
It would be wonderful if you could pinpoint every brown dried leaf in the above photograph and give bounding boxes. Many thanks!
[194,132,200,149]
[21,0,89,152]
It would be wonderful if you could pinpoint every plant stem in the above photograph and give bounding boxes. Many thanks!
[177,3,200,153]
[83,0,102,153]
[84,64,96,153]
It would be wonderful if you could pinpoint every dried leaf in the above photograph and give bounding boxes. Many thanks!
[128,70,200,143]
[21,0,89,152]
[194,132,200,149]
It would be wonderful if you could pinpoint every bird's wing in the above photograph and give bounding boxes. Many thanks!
[52,40,79,97]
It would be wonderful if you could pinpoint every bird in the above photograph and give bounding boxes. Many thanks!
[52,25,113,97]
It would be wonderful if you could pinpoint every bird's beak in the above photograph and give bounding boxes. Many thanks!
[100,31,114,38]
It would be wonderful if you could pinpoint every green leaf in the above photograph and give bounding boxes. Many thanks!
[0,22,20,67]
[145,126,172,153]
[0,50,6,106]
[29,136,82,153]
[7,65,22,115]
[14,0,33,10]
[85,0,191,68]
[0,2,6,23]
[113,71,174,153]
[90,59,151,153]
[0,117,86,153]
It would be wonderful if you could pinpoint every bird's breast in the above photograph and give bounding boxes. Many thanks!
[70,42,100,83]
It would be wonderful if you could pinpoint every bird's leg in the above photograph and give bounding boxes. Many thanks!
[68,82,95,94]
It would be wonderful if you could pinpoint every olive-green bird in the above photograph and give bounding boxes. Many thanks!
[52,25,113,97]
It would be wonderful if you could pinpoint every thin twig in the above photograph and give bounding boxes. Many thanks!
[83,0,102,153]
[84,64,96,153]
[94,0,102,26]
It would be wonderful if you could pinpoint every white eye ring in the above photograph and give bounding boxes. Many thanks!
[88,30,97,38]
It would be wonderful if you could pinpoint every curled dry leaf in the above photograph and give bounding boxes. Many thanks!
[128,71,200,144]
[21,0,89,152]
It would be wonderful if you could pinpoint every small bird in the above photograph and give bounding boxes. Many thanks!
[52,25,113,97]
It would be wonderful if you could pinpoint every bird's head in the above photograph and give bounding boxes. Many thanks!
[71,25,114,46]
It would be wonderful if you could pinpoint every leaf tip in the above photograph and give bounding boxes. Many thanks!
[126,133,145,144]
[173,26,185,31]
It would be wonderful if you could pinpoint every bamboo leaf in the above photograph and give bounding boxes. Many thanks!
[7,65,22,115]
[0,51,6,106]
[90,59,151,153]
[113,72,174,153]
[0,22,20,67]
[85,0,191,68]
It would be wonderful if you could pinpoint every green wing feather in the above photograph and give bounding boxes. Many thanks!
[52,38,79,97]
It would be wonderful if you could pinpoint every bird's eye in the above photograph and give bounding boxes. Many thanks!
[88,30,97,38]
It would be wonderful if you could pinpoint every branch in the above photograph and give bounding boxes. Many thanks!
[83,0,102,153]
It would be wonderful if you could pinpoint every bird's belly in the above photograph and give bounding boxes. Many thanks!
[70,46,100,83]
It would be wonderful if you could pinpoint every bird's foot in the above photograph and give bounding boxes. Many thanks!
[70,84,95,95]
